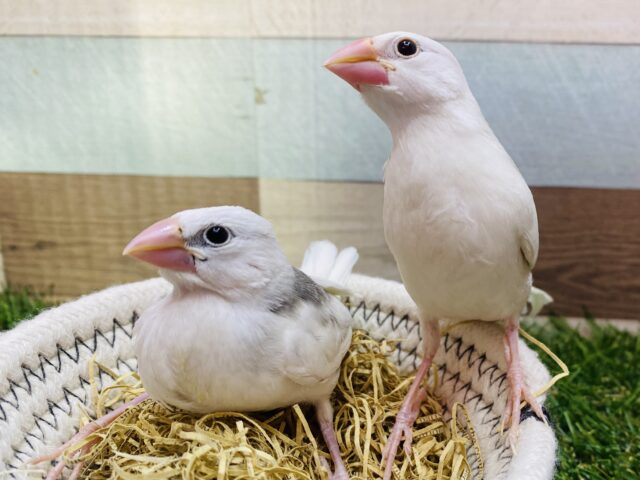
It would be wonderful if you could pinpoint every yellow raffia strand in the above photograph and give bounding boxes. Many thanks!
[445,321,569,448]
[519,326,570,400]
[65,331,481,479]
[443,321,569,412]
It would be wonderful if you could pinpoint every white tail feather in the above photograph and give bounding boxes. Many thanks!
[524,286,554,319]
[300,241,359,295]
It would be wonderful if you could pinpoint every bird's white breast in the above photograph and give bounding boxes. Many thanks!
[134,292,345,413]
[383,128,536,321]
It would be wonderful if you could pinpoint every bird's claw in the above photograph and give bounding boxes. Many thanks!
[383,422,414,459]
[30,393,149,480]
[381,402,422,480]
[501,365,544,450]
[320,457,349,480]
[330,470,350,480]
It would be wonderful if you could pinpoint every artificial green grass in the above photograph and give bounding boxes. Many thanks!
[0,287,49,331]
[525,316,640,480]
[0,290,638,478]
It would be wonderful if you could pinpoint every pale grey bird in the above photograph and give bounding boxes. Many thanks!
[325,33,545,478]
[32,206,358,480]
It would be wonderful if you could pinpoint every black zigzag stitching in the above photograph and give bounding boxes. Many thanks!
[3,314,140,477]
[350,302,524,480]
[6,300,542,480]
[347,299,421,338]
[0,314,138,424]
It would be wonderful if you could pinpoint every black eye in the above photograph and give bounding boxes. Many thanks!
[396,38,418,57]
[204,226,231,246]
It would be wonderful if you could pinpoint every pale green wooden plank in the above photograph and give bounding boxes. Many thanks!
[0,37,639,188]
[254,39,640,188]
[0,37,258,177]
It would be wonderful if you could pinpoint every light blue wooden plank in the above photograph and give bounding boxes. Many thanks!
[454,42,640,189]
[255,39,640,188]
[0,37,638,188]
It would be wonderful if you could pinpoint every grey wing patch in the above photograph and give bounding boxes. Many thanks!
[293,268,326,304]
[269,267,327,314]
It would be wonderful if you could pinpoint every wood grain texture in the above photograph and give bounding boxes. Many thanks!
[2,37,639,189]
[1,174,638,319]
[0,173,259,298]
[261,181,640,319]
[259,179,398,281]
[532,187,640,320]
[0,235,5,290]
[1,0,639,44]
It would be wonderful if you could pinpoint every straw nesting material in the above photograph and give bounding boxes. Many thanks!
[63,330,482,479]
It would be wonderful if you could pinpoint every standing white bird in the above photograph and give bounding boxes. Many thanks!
[325,33,544,478]
[32,206,358,480]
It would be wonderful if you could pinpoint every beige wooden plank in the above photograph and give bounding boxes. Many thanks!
[0,173,259,298]
[2,174,639,319]
[260,180,640,320]
[0,235,5,291]
[259,179,400,282]
[1,0,638,44]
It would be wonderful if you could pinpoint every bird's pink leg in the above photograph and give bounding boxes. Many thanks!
[44,459,65,480]
[501,315,545,449]
[67,447,88,480]
[382,318,440,480]
[315,399,349,480]
[58,440,95,480]
[30,392,149,474]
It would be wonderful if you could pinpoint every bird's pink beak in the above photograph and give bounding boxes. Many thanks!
[123,217,196,272]
[324,37,390,90]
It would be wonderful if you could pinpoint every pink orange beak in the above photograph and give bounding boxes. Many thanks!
[123,217,196,272]
[324,37,390,90]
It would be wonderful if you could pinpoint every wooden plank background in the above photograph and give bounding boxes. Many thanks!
[0,235,5,290]
[0,173,258,297]
[1,37,638,189]
[533,187,640,320]
[1,173,638,319]
[0,1,638,321]
[1,0,639,43]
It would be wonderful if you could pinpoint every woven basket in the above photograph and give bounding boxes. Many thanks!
[0,274,556,479]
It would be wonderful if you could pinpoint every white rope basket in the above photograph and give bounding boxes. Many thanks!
[0,274,557,479]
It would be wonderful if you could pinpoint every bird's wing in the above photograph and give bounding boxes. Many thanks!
[519,229,538,270]
[279,298,352,387]
[518,195,539,271]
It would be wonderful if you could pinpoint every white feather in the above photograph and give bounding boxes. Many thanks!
[300,241,359,295]
[300,240,338,279]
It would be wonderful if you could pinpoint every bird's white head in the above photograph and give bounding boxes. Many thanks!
[324,32,471,124]
[123,206,289,296]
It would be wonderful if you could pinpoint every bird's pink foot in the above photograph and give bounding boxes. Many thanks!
[30,392,149,479]
[383,388,426,457]
[316,399,350,480]
[381,318,439,480]
[319,457,349,480]
[501,317,545,449]
[381,388,425,478]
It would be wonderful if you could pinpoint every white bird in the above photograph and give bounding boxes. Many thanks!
[325,33,545,478]
[32,206,358,480]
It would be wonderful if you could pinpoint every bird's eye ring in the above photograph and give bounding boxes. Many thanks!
[396,38,419,58]
[203,225,231,246]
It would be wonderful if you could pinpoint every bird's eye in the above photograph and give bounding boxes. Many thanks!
[204,226,231,246]
[396,38,418,58]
